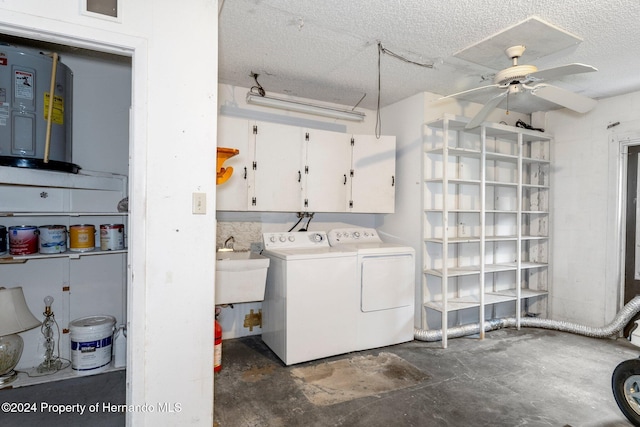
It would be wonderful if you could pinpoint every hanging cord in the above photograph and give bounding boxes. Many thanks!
[249,72,266,97]
[378,43,435,69]
[288,214,304,232]
[299,213,314,231]
[376,42,434,138]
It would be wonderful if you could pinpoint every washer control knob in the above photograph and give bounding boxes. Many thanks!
[288,235,295,242]
[353,231,361,238]
[269,236,277,243]
[312,233,324,242]
[279,236,286,242]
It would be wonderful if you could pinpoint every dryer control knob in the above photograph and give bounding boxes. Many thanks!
[288,235,295,242]
[311,233,324,242]
[269,236,277,243]
[353,231,361,238]
[279,236,286,242]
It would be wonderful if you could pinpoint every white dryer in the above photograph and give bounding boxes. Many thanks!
[261,231,358,365]
[328,227,415,351]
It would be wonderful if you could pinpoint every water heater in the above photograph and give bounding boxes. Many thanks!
[0,43,78,173]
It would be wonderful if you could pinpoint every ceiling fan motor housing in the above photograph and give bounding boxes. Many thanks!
[494,64,538,85]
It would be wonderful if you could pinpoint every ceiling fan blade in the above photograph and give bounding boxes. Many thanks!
[465,90,508,129]
[439,84,501,100]
[528,63,597,82]
[529,83,597,113]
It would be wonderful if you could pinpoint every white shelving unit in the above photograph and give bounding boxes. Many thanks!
[423,114,551,348]
[0,166,128,385]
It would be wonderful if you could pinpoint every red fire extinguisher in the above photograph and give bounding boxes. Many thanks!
[214,319,222,373]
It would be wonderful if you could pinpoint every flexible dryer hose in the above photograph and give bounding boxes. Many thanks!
[414,295,640,342]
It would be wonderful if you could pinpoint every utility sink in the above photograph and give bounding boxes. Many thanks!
[215,251,270,305]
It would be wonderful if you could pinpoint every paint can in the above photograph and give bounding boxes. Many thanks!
[0,225,7,255]
[8,225,39,255]
[38,225,67,254]
[69,224,95,252]
[69,315,116,375]
[100,224,125,251]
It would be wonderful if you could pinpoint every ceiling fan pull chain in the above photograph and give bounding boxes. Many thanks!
[506,90,510,115]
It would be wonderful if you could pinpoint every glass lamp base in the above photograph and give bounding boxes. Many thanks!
[0,334,23,387]
[37,359,62,374]
[0,370,18,386]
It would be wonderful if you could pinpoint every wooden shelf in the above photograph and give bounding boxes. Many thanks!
[6,362,125,389]
[0,166,126,191]
[0,247,127,263]
[0,211,127,217]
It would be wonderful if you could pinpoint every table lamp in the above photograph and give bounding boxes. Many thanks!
[0,287,41,386]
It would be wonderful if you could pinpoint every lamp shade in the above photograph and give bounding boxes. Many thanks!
[0,287,41,336]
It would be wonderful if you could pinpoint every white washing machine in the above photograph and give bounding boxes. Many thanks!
[261,231,358,365]
[328,227,415,351]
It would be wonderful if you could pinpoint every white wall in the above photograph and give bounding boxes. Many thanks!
[63,53,131,175]
[0,2,218,426]
[545,90,640,326]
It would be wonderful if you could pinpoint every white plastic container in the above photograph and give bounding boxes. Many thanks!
[112,325,127,368]
[69,315,116,375]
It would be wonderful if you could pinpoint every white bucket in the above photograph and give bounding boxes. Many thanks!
[69,315,116,375]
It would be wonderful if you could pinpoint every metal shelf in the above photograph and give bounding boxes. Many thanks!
[0,247,127,263]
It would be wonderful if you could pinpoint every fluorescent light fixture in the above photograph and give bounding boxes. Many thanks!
[246,92,365,122]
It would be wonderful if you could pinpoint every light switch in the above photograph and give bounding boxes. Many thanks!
[192,192,206,214]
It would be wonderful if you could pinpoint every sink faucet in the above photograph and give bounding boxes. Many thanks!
[224,236,235,250]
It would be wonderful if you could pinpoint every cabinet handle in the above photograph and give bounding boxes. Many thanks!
[298,171,301,182]
[391,175,395,186]
[344,174,347,185]
[243,167,247,179]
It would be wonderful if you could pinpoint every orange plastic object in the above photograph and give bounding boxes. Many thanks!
[216,147,240,185]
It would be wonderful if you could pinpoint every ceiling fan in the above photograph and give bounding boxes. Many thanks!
[443,45,598,129]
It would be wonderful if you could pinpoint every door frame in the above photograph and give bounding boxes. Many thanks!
[610,127,640,319]
[0,19,147,425]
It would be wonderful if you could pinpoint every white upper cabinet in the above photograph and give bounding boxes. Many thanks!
[349,134,396,213]
[216,116,252,211]
[303,128,351,212]
[216,118,395,213]
[250,121,305,212]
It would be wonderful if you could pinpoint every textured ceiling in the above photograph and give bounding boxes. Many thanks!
[219,0,640,115]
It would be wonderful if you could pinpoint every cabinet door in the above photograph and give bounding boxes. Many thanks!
[303,129,351,212]
[250,121,304,212]
[216,116,252,211]
[349,134,396,213]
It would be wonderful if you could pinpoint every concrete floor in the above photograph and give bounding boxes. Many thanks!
[215,328,639,427]
[1,327,638,426]
[0,369,125,427]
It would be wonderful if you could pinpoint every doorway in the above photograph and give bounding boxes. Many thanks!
[624,143,640,335]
